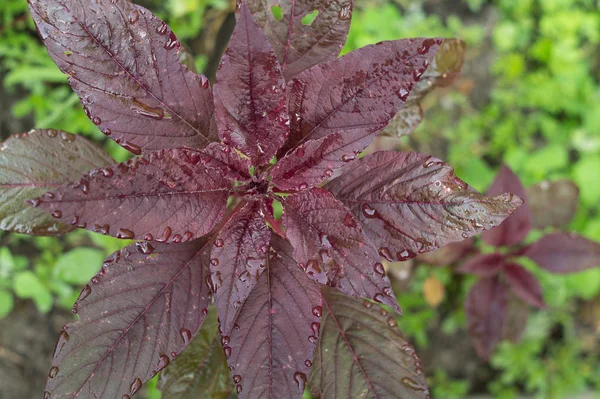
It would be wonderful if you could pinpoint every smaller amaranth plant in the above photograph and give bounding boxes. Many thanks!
[456,166,600,360]
[0,0,523,398]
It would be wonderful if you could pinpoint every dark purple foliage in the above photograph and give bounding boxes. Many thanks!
[459,165,600,360]
[0,1,527,398]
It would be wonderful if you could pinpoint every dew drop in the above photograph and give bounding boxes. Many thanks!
[417,38,437,55]
[78,284,91,301]
[202,307,209,316]
[423,157,435,168]
[156,21,168,35]
[413,68,425,80]
[165,31,178,50]
[53,330,70,359]
[207,272,222,293]
[387,317,397,327]
[130,99,164,120]
[156,226,172,243]
[43,192,55,200]
[221,336,231,346]
[361,203,376,218]
[233,323,240,330]
[239,270,250,282]
[311,322,320,337]
[223,345,232,359]
[312,306,322,317]
[397,249,415,261]
[136,241,154,255]
[155,354,170,373]
[48,366,59,379]
[92,116,102,125]
[373,262,385,277]
[71,302,78,314]
[362,299,373,308]
[183,231,194,242]
[378,247,393,261]
[200,75,210,89]
[128,9,139,24]
[60,131,76,142]
[305,359,313,368]
[343,213,357,228]
[103,128,112,136]
[324,169,333,177]
[122,396,130,399]
[51,210,62,219]
[171,234,182,243]
[341,154,355,162]
[246,257,265,270]
[26,198,41,208]
[461,232,469,238]
[338,5,351,20]
[401,376,425,391]
[397,88,409,101]
[44,392,51,399]
[294,372,307,392]
[298,182,308,190]
[121,141,142,155]
[373,293,385,304]
[116,228,135,239]
[91,276,100,284]
[180,328,191,345]
[81,180,89,194]
[233,375,242,384]
[214,238,224,247]
[101,168,114,177]
[308,335,318,344]
[236,385,243,394]
[210,258,219,266]
[129,378,142,395]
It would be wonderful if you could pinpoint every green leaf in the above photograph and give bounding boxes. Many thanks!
[573,155,600,205]
[309,288,430,399]
[13,270,53,313]
[53,248,106,285]
[0,130,113,236]
[0,289,14,318]
[158,308,236,399]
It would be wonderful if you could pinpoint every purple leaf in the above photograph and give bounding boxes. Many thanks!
[327,151,523,261]
[45,239,213,399]
[503,263,546,308]
[465,276,509,361]
[29,0,216,153]
[526,180,579,229]
[482,165,531,247]
[246,0,354,80]
[283,38,443,158]
[225,235,321,399]
[310,287,430,399]
[0,130,112,236]
[381,39,466,137]
[210,201,271,335]
[36,147,237,241]
[524,232,600,274]
[456,253,506,277]
[501,293,529,343]
[282,188,401,312]
[214,4,289,165]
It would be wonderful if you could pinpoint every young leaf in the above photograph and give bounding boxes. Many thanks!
[214,4,289,165]
[211,201,272,335]
[282,188,401,312]
[45,239,213,399]
[526,180,579,229]
[246,0,354,79]
[381,39,466,137]
[326,152,522,261]
[158,308,236,399]
[465,276,509,361]
[310,287,430,399]
[36,148,235,241]
[29,0,216,153]
[0,130,112,236]
[283,38,442,156]
[456,253,506,277]
[225,235,322,399]
[503,263,546,308]
[524,232,600,274]
[482,165,531,247]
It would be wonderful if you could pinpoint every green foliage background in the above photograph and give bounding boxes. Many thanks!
[1,0,599,398]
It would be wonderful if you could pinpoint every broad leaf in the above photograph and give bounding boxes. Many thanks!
[465,276,508,361]
[36,147,235,241]
[214,4,289,165]
[503,263,545,308]
[310,287,430,399]
[29,0,216,153]
[246,0,354,80]
[211,201,272,335]
[225,235,322,399]
[327,151,522,261]
[524,232,600,274]
[282,38,443,158]
[456,253,506,277]
[158,308,236,399]
[526,180,579,229]
[0,130,112,236]
[482,165,531,247]
[282,188,400,311]
[381,39,466,137]
[45,239,213,399]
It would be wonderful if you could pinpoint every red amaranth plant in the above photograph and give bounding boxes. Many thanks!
[0,1,524,397]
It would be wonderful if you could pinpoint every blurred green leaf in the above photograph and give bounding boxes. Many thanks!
[53,248,105,285]
[0,289,14,318]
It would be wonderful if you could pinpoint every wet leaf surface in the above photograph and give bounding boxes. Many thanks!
[0,130,112,236]
[310,287,430,399]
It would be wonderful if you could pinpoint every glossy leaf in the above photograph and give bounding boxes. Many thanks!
[211,201,272,335]
[0,130,112,235]
[283,188,400,311]
[456,253,506,277]
[226,235,321,399]
[526,180,579,229]
[246,0,354,79]
[465,276,508,361]
[381,39,466,137]
[327,152,523,261]
[283,38,442,158]
[214,4,289,165]
[524,232,600,274]
[482,165,531,247]
[158,308,236,399]
[310,287,430,399]
[29,0,216,153]
[36,147,234,241]
[503,263,545,308]
[45,239,213,399]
